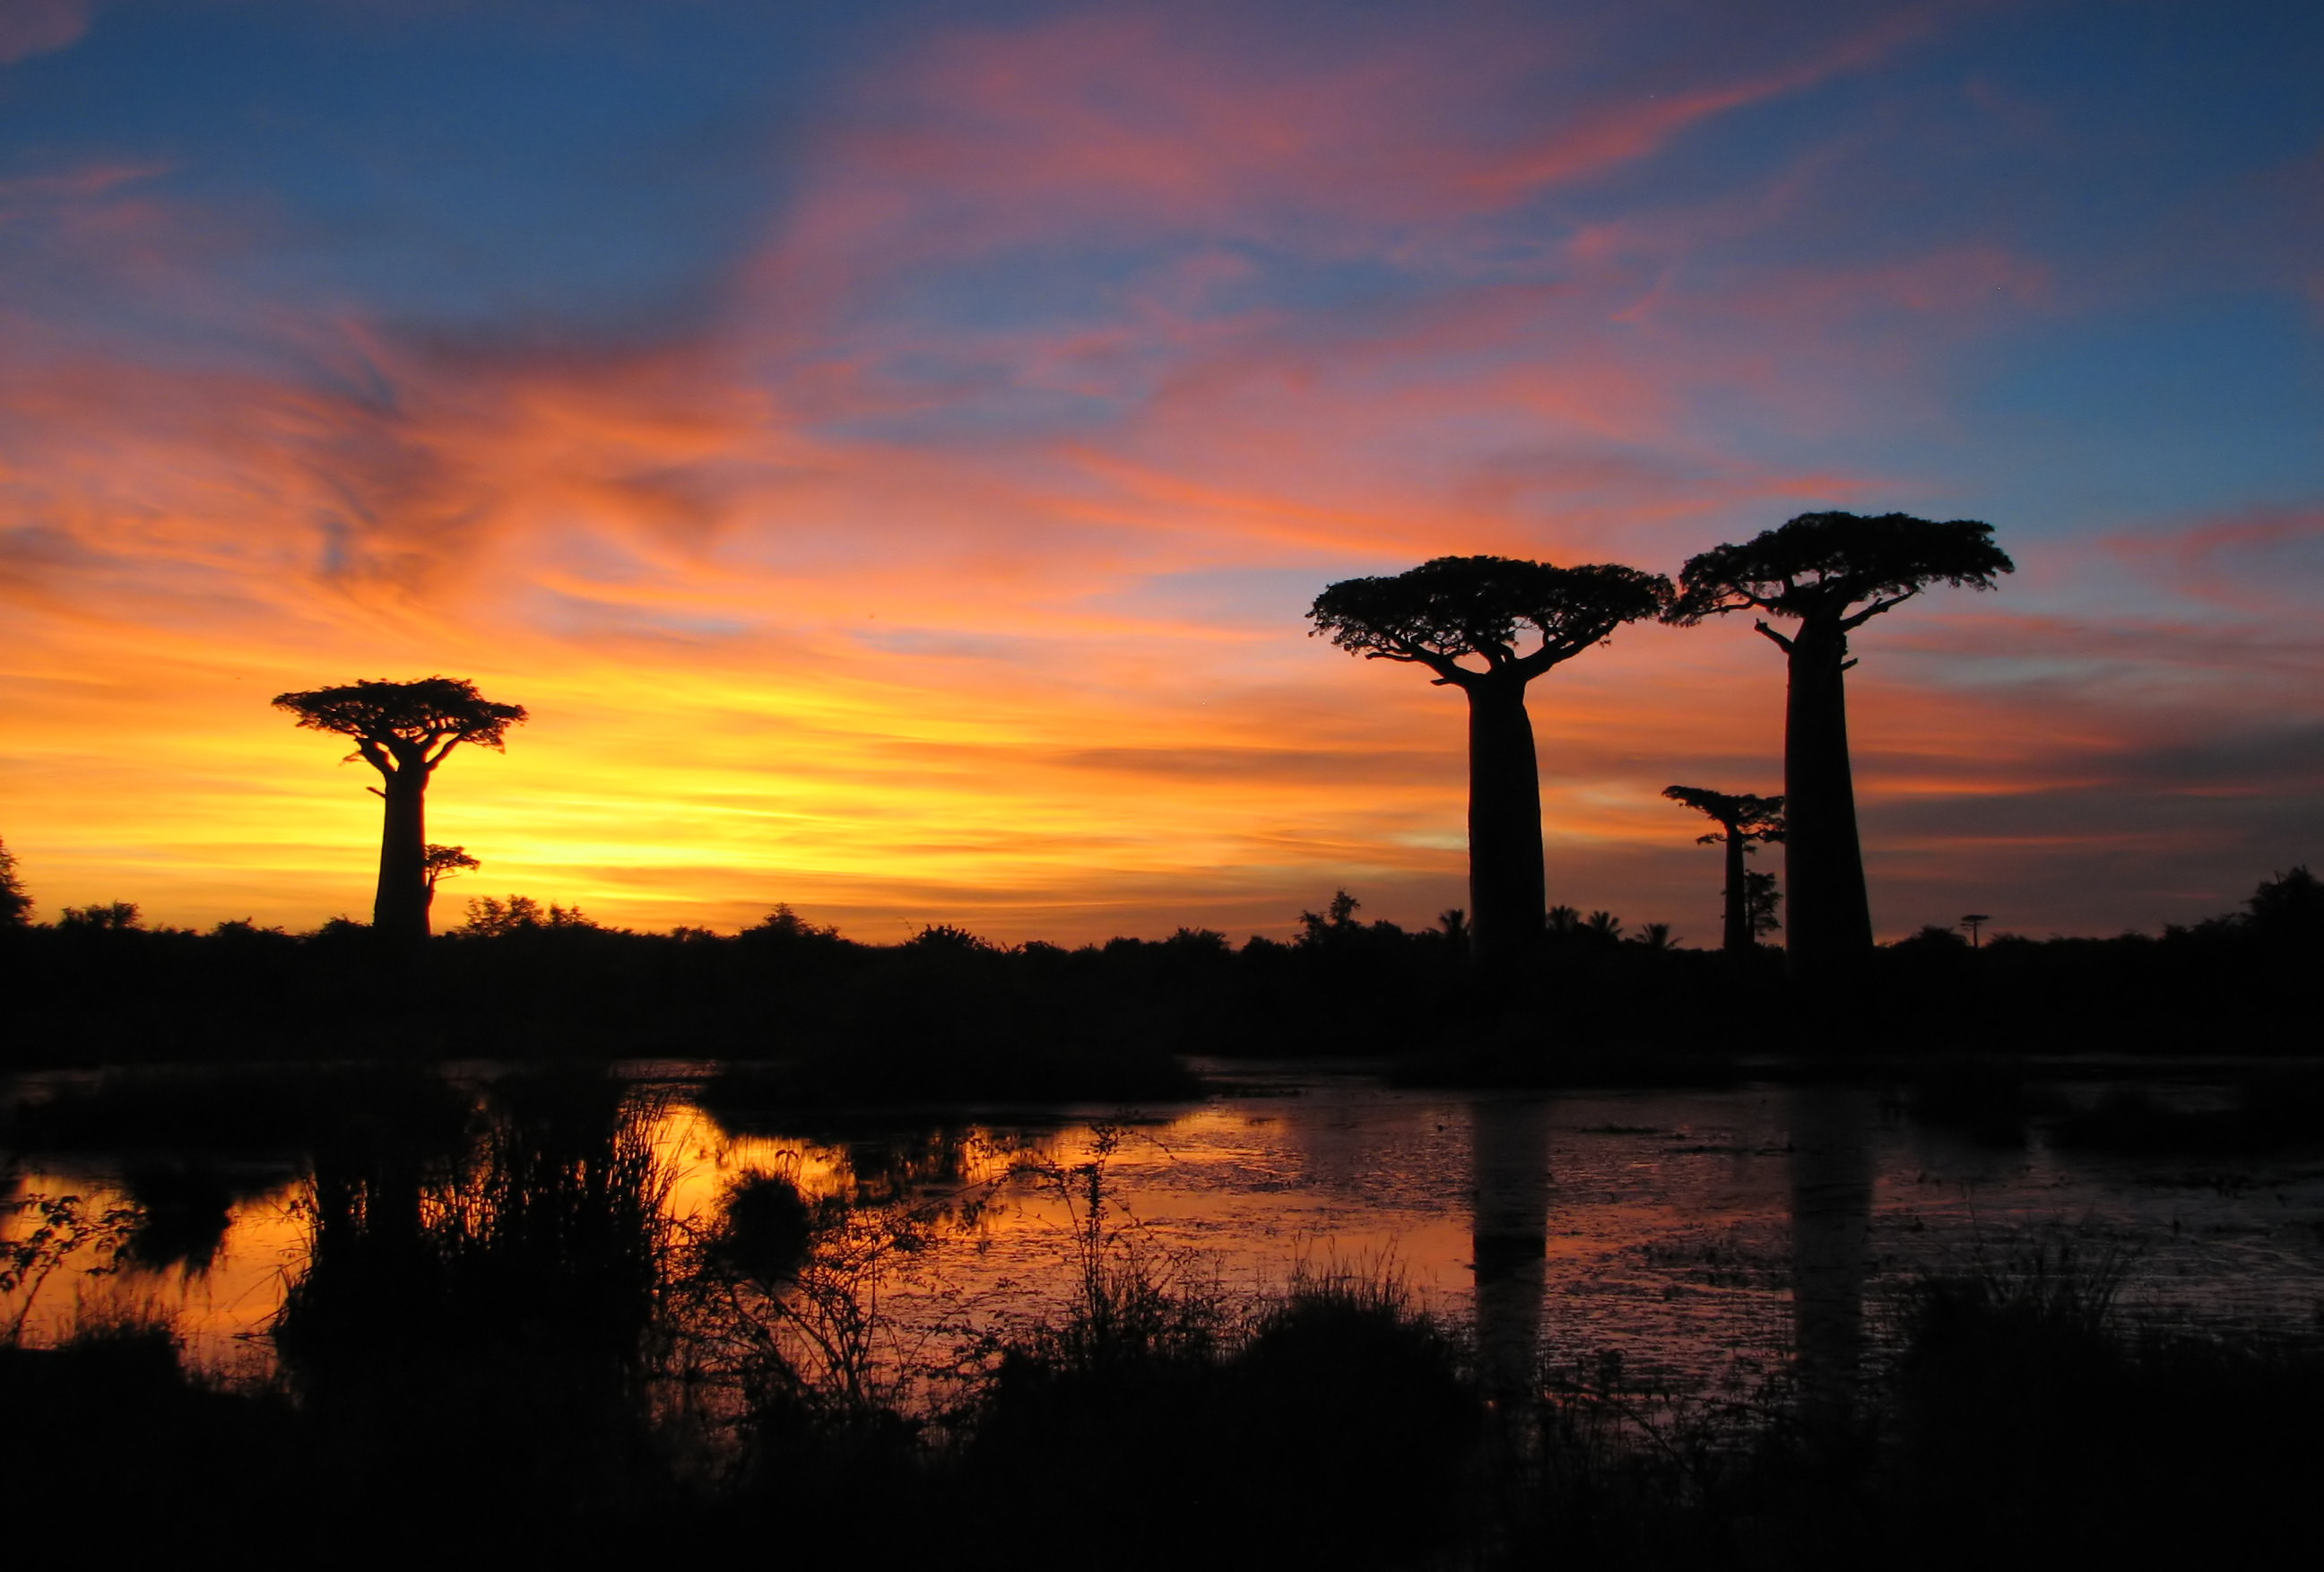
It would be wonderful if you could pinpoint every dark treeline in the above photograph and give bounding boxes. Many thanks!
[3,869,2316,1083]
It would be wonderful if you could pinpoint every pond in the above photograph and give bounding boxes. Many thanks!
[7,1058,2323,1405]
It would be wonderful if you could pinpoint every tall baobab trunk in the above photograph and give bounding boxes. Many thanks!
[1782,621,1874,977]
[1721,825,1752,954]
[1465,673,1545,977]
[374,756,431,945]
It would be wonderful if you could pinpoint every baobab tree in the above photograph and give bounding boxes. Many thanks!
[1668,513,2011,977]
[423,844,481,916]
[1308,555,1670,976]
[273,677,528,945]
[1662,786,1785,954]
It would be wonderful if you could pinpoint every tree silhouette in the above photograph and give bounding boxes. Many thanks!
[273,678,528,945]
[1309,556,1669,974]
[1669,513,2011,977]
[1661,786,1785,954]
[0,838,29,926]
[423,845,481,916]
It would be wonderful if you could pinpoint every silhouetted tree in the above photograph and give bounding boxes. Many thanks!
[743,903,845,947]
[1297,890,1366,946]
[0,838,28,926]
[2245,865,2324,942]
[1662,786,1786,953]
[422,845,481,916]
[461,894,597,935]
[1669,514,2011,978]
[1631,921,1678,951]
[273,678,528,946]
[1309,556,1669,976]
[59,900,141,930]
[1744,870,1782,941]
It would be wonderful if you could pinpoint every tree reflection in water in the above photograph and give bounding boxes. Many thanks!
[1470,1093,1552,1407]
[273,1067,677,1524]
[1786,1082,1874,1434]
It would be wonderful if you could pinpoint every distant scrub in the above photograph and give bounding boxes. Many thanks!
[0,870,2313,1074]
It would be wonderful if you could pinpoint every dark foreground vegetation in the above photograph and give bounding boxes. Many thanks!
[3,1069,2316,1565]
[2,869,2317,1090]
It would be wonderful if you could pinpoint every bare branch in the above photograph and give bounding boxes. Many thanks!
[1838,586,1921,632]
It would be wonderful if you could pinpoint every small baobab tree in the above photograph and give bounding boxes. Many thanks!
[1662,786,1785,954]
[1308,555,1670,976]
[423,845,481,916]
[273,677,528,946]
[1668,513,2011,978]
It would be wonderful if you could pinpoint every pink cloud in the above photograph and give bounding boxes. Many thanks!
[0,0,91,65]
[2103,505,2324,616]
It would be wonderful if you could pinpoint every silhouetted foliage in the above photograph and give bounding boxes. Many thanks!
[12,1051,2324,1559]
[2245,864,2324,941]
[421,843,480,915]
[59,899,141,931]
[747,902,845,945]
[1309,555,1669,977]
[1669,514,2011,983]
[0,837,29,926]
[272,676,528,945]
[2,865,2316,1080]
[1663,785,1785,953]
[460,893,602,935]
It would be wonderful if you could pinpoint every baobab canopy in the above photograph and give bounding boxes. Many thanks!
[272,677,530,769]
[1668,512,2014,630]
[1307,556,1671,683]
[1308,554,1670,978]
[273,676,528,943]
[1666,511,2014,980]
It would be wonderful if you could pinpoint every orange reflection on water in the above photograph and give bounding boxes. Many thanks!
[9,1069,2321,1404]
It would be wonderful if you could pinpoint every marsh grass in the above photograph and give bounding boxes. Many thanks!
[1505,1238,2324,1568]
[2,1185,142,1343]
[264,1068,685,1539]
[675,1163,995,1446]
[16,1065,2321,1560]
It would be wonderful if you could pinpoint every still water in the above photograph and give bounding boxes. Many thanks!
[7,1060,2323,1396]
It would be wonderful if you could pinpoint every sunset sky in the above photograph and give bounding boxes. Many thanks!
[2,0,2318,943]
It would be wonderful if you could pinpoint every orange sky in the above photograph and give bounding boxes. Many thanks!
[3,1,2319,942]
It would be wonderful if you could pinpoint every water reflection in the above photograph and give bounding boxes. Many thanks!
[118,1160,238,1272]
[271,1069,675,1517]
[1470,1094,1550,1402]
[7,1063,2324,1403]
[1786,1083,1874,1427]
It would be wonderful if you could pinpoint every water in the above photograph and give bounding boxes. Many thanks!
[8,1060,2324,1397]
